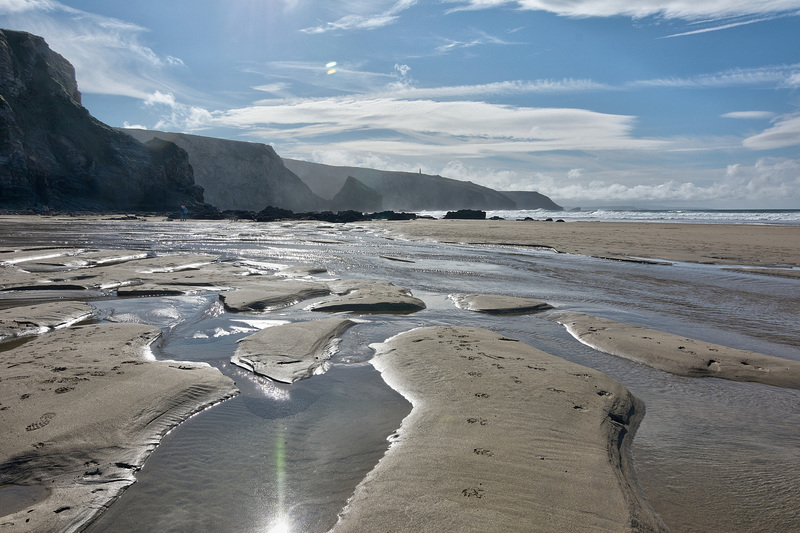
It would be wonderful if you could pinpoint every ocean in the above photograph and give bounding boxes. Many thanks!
[421,208,800,225]
[4,216,798,533]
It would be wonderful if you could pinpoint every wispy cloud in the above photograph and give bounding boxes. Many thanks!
[662,14,788,38]
[629,63,800,89]
[0,0,186,99]
[386,78,607,98]
[249,59,798,103]
[722,111,776,120]
[300,0,417,34]
[435,29,522,53]
[198,96,666,157]
[444,0,800,20]
[743,114,800,149]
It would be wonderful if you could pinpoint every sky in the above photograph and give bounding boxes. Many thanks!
[2,0,800,208]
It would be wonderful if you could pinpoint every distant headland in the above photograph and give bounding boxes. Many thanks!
[0,29,561,218]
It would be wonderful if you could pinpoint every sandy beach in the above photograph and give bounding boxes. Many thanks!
[334,326,667,532]
[1,215,798,532]
[373,219,800,271]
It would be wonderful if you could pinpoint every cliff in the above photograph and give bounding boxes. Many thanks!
[330,176,382,212]
[284,159,518,211]
[0,29,203,211]
[124,129,326,212]
[500,191,563,211]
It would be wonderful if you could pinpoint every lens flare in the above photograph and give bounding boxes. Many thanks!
[267,427,290,533]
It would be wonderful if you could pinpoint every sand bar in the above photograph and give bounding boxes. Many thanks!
[333,326,667,532]
[231,317,355,383]
[219,279,330,312]
[554,312,800,389]
[373,219,800,270]
[0,302,92,340]
[0,322,237,532]
[450,293,553,314]
[310,280,426,313]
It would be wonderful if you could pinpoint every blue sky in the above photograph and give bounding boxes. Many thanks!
[2,0,799,208]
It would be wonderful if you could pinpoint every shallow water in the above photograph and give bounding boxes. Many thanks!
[3,218,799,532]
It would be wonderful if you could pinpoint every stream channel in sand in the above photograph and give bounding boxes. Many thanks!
[2,217,799,532]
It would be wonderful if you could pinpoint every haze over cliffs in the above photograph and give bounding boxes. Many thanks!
[1,28,562,214]
[0,29,203,211]
[285,159,525,211]
[124,129,326,213]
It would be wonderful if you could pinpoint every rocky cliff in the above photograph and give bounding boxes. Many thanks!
[500,191,563,211]
[284,159,520,211]
[124,129,326,212]
[330,176,382,212]
[0,29,203,211]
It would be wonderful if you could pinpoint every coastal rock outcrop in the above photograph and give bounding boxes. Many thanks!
[0,29,204,211]
[330,176,382,212]
[124,129,326,212]
[500,190,563,211]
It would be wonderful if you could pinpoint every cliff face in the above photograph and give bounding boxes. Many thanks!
[330,176,382,212]
[0,29,203,211]
[500,191,563,211]
[284,159,519,211]
[124,129,326,212]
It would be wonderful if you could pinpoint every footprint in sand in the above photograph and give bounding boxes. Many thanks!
[26,412,55,431]
[462,487,485,498]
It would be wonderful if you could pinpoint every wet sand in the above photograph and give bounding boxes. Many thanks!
[2,215,797,532]
[334,326,667,532]
[554,312,800,390]
[373,219,800,271]
[0,322,237,532]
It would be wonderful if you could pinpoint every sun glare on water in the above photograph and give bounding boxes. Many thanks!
[269,518,291,533]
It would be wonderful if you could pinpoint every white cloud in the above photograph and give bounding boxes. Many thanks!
[722,111,776,120]
[445,0,800,20]
[743,114,800,149]
[144,91,177,107]
[206,97,665,156]
[295,153,800,208]
[434,157,800,207]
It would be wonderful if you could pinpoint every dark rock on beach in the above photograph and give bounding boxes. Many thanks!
[443,209,486,220]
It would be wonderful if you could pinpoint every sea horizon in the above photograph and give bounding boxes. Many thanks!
[416,208,800,225]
